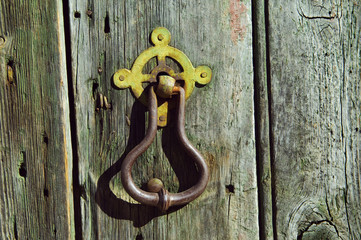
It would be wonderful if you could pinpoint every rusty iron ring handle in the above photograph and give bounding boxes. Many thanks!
[120,86,209,211]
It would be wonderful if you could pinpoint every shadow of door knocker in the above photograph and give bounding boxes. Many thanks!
[113,27,212,211]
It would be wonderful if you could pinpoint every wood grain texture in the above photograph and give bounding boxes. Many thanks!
[267,0,361,239]
[68,0,258,239]
[0,0,74,239]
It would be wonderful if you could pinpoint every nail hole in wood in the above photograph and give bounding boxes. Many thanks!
[104,12,110,33]
[14,219,18,240]
[43,132,49,144]
[19,151,27,178]
[92,82,99,99]
[44,188,49,197]
[135,234,144,240]
[7,59,15,84]
[19,164,27,178]
[74,11,81,18]
[226,184,235,193]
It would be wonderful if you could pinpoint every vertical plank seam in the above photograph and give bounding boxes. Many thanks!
[61,0,83,239]
[251,0,268,239]
[264,0,278,239]
[251,0,277,239]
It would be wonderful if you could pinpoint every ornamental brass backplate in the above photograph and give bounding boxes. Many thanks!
[113,27,212,127]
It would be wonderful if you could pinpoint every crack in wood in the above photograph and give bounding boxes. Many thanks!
[297,7,338,20]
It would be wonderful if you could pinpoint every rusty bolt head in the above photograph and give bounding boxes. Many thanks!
[147,178,164,193]
[119,75,125,81]
[201,72,207,78]
[86,10,93,17]
[159,115,166,121]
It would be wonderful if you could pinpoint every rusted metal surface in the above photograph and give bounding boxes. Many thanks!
[120,85,209,211]
[113,27,212,126]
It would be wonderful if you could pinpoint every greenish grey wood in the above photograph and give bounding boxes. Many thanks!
[267,0,361,239]
[68,0,258,239]
[0,0,74,239]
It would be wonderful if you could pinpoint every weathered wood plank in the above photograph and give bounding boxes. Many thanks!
[0,0,74,239]
[68,0,258,239]
[268,0,361,239]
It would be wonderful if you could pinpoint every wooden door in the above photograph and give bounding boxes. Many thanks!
[67,0,258,239]
[1,0,360,239]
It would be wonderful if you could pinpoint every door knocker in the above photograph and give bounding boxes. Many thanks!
[113,27,212,211]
